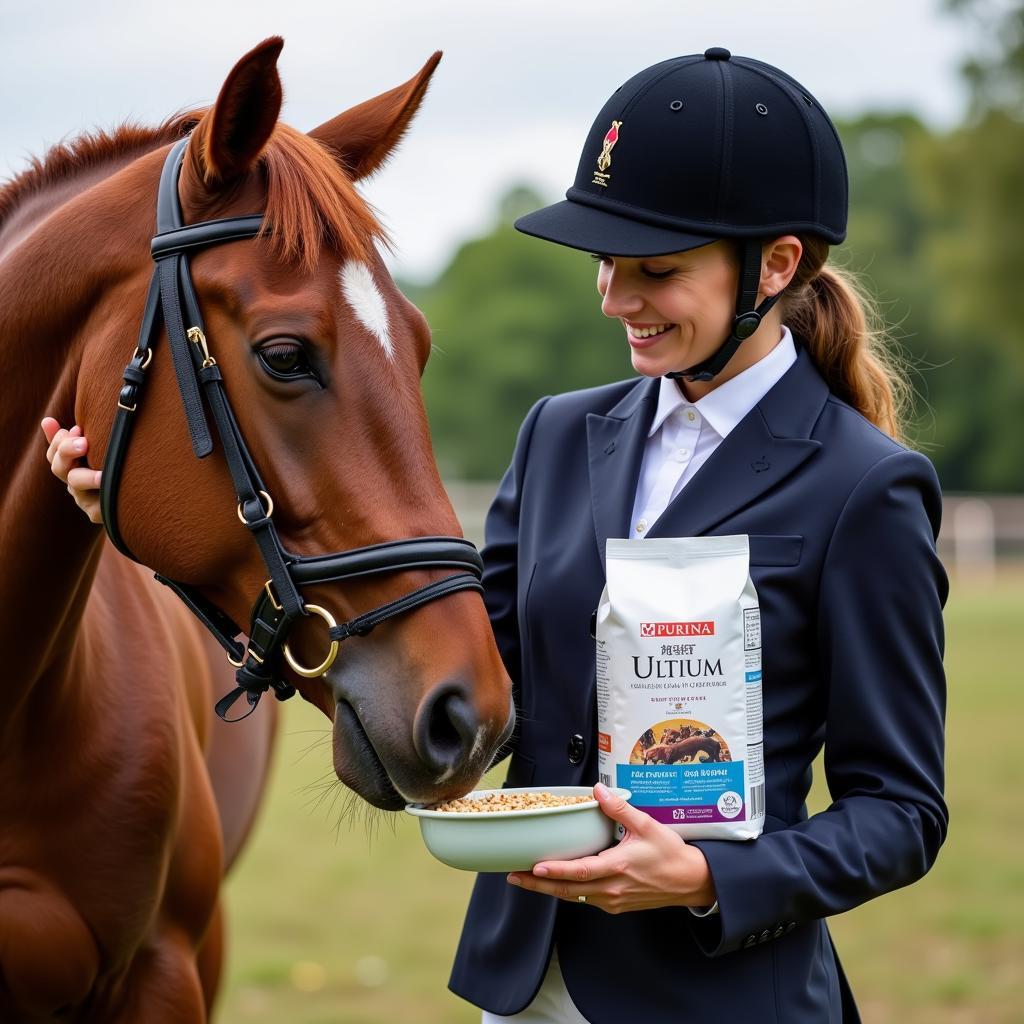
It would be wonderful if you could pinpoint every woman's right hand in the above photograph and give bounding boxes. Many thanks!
[41,417,104,526]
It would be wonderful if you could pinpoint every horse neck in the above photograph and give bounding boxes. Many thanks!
[0,162,148,718]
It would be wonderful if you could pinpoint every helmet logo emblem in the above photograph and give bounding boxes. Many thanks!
[592,120,622,187]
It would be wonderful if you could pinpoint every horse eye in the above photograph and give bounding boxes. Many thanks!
[257,342,314,380]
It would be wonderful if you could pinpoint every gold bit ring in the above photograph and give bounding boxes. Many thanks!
[283,604,340,678]
[237,490,274,525]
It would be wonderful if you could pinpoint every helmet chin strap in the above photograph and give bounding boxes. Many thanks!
[666,237,782,384]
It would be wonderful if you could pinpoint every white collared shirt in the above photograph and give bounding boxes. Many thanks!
[630,325,797,539]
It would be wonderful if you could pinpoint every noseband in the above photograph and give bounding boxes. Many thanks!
[100,137,484,722]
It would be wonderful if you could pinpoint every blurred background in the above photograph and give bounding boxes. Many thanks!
[4,0,1021,1020]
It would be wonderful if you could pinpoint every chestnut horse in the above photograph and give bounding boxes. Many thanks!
[0,38,512,1021]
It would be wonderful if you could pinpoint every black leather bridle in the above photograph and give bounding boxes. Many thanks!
[100,136,484,722]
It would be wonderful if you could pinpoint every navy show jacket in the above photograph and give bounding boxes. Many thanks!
[449,342,949,1023]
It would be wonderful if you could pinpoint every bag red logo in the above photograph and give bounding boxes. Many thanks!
[640,622,715,637]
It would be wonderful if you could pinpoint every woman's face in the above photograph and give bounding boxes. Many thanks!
[594,239,743,380]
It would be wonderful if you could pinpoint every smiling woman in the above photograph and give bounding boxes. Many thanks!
[446,46,947,1024]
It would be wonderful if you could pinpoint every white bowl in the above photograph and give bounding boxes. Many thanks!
[406,785,630,872]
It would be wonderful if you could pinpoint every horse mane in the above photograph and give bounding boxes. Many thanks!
[0,108,389,272]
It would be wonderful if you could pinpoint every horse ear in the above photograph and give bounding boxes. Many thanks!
[184,36,285,194]
[309,51,442,181]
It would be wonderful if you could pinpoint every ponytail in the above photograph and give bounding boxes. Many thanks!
[777,235,912,444]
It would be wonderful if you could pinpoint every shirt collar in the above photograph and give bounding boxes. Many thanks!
[649,324,798,439]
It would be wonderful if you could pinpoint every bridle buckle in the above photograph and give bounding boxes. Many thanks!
[264,579,283,611]
[187,325,217,368]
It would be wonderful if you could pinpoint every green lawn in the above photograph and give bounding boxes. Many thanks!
[217,570,1023,1024]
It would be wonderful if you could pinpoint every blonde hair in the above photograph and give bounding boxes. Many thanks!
[773,235,912,444]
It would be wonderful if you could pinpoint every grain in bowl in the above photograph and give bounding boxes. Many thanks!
[429,792,594,813]
[406,785,632,872]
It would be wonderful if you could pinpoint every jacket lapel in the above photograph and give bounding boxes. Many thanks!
[586,375,660,571]
[647,345,827,539]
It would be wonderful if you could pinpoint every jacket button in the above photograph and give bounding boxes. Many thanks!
[567,734,586,764]
[743,934,757,948]
[786,921,797,932]
[773,924,785,938]
[759,929,772,943]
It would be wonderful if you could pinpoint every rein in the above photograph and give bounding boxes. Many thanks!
[100,136,484,722]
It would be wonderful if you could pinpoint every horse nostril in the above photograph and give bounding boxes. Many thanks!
[414,683,479,776]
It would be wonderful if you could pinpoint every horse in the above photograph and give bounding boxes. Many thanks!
[0,37,513,1021]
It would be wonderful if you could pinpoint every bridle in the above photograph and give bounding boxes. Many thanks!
[100,136,484,722]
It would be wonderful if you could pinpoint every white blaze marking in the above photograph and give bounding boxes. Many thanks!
[339,260,394,361]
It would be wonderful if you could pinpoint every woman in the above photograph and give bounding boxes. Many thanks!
[43,48,948,1024]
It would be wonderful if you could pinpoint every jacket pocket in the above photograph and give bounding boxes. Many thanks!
[747,535,803,567]
[517,561,538,653]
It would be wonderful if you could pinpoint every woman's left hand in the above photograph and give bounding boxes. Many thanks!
[506,782,716,914]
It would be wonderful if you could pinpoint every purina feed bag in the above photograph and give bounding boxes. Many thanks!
[595,536,764,840]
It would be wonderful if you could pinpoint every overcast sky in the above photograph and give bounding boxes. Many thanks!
[1,0,978,282]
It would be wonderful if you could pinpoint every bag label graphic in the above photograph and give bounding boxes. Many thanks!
[596,535,765,841]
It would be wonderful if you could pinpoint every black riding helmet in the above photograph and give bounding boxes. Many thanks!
[514,47,849,381]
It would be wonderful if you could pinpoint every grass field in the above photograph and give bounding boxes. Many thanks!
[216,569,1023,1024]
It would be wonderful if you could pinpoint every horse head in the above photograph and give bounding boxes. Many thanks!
[70,38,514,809]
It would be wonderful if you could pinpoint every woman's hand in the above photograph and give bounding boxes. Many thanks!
[41,417,104,525]
[506,782,716,914]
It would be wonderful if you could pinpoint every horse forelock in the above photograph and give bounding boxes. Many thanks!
[0,110,390,274]
[255,122,391,274]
